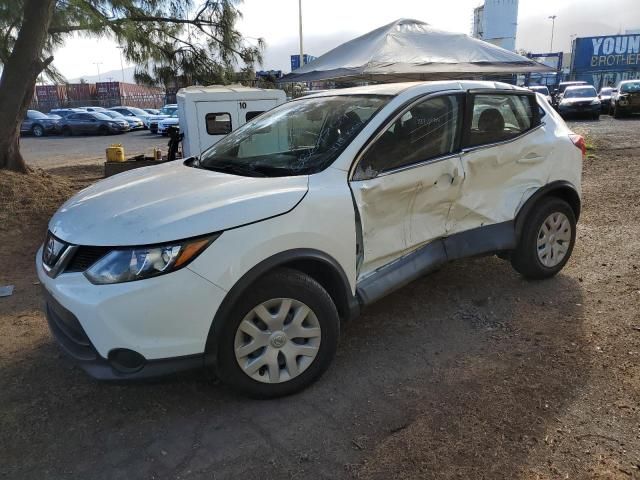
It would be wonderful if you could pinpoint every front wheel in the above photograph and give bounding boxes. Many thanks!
[32,124,45,137]
[511,197,576,280]
[215,268,339,398]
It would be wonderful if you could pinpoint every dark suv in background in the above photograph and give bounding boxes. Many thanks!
[20,110,60,137]
[58,111,130,136]
[610,80,640,118]
[552,81,588,108]
[556,85,601,120]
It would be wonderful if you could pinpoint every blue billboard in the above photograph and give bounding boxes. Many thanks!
[290,54,317,71]
[571,34,640,88]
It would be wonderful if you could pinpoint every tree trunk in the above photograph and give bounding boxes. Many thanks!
[0,0,56,173]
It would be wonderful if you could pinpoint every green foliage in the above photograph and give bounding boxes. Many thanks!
[0,0,263,85]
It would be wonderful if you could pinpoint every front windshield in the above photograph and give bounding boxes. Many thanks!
[621,81,640,93]
[161,106,177,115]
[103,111,122,119]
[93,112,113,120]
[600,88,613,95]
[199,94,390,177]
[564,87,596,98]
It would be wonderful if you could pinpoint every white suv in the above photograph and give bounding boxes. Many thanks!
[37,81,584,397]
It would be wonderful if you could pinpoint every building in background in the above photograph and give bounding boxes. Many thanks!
[570,33,640,89]
[472,0,519,52]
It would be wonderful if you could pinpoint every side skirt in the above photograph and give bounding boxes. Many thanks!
[356,221,516,306]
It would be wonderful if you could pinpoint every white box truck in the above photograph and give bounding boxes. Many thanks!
[177,85,287,158]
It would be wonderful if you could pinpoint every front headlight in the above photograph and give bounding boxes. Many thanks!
[590,99,601,105]
[84,236,216,284]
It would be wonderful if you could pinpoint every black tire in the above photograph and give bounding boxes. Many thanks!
[511,197,576,280]
[32,124,45,137]
[61,126,72,137]
[98,125,110,136]
[215,268,339,398]
[592,113,600,120]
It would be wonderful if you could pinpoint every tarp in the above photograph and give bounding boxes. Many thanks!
[279,19,553,83]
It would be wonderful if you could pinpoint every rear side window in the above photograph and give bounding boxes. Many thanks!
[245,111,264,122]
[355,94,462,179]
[206,113,232,135]
[465,94,537,148]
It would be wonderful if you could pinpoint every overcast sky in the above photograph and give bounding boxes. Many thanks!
[55,0,639,81]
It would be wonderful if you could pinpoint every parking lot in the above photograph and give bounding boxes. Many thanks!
[1,116,640,479]
[20,130,167,169]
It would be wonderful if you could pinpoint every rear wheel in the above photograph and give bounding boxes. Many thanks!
[215,268,339,398]
[511,197,576,280]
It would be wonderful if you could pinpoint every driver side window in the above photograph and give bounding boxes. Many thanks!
[355,94,462,180]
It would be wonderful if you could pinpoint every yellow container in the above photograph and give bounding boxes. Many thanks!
[106,144,125,162]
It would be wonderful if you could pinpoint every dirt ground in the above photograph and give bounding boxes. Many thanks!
[1,116,639,479]
[20,129,167,169]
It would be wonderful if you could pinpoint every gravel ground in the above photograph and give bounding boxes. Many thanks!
[20,129,167,169]
[1,116,639,479]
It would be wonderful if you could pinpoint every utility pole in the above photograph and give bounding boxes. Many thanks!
[298,0,304,68]
[548,15,557,52]
[117,46,126,83]
[93,61,103,82]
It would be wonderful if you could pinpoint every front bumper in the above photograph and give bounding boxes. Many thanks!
[558,103,600,116]
[36,246,227,380]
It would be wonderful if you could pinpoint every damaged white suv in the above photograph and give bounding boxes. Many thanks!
[38,81,583,397]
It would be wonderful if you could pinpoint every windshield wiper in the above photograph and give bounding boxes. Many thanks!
[200,161,267,177]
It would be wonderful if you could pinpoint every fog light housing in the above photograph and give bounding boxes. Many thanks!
[108,348,146,373]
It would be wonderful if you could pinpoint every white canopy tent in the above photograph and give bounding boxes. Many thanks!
[279,19,552,83]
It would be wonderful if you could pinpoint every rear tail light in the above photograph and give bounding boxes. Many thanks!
[569,133,586,158]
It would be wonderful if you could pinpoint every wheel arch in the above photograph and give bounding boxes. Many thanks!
[515,181,581,239]
[204,249,359,368]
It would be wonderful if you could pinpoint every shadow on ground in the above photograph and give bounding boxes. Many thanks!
[0,254,586,480]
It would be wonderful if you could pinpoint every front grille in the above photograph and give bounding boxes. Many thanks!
[66,246,111,273]
[150,122,158,129]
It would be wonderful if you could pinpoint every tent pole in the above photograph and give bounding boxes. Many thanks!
[298,0,304,67]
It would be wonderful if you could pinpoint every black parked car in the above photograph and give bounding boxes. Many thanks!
[58,111,130,136]
[552,81,588,108]
[557,85,601,120]
[610,80,640,118]
[598,87,614,112]
[20,110,60,137]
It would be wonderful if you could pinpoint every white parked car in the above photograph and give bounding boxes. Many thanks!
[147,104,177,133]
[157,114,179,135]
[38,81,583,397]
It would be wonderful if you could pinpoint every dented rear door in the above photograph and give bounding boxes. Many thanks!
[447,91,551,234]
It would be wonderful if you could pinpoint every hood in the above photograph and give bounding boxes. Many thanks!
[49,161,308,246]
[160,117,179,125]
[149,114,170,121]
[561,96,598,104]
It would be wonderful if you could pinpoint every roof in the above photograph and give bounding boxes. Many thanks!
[176,84,286,101]
[280,19,552,83]
[177,84,279,94]
[300,80,522,99]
